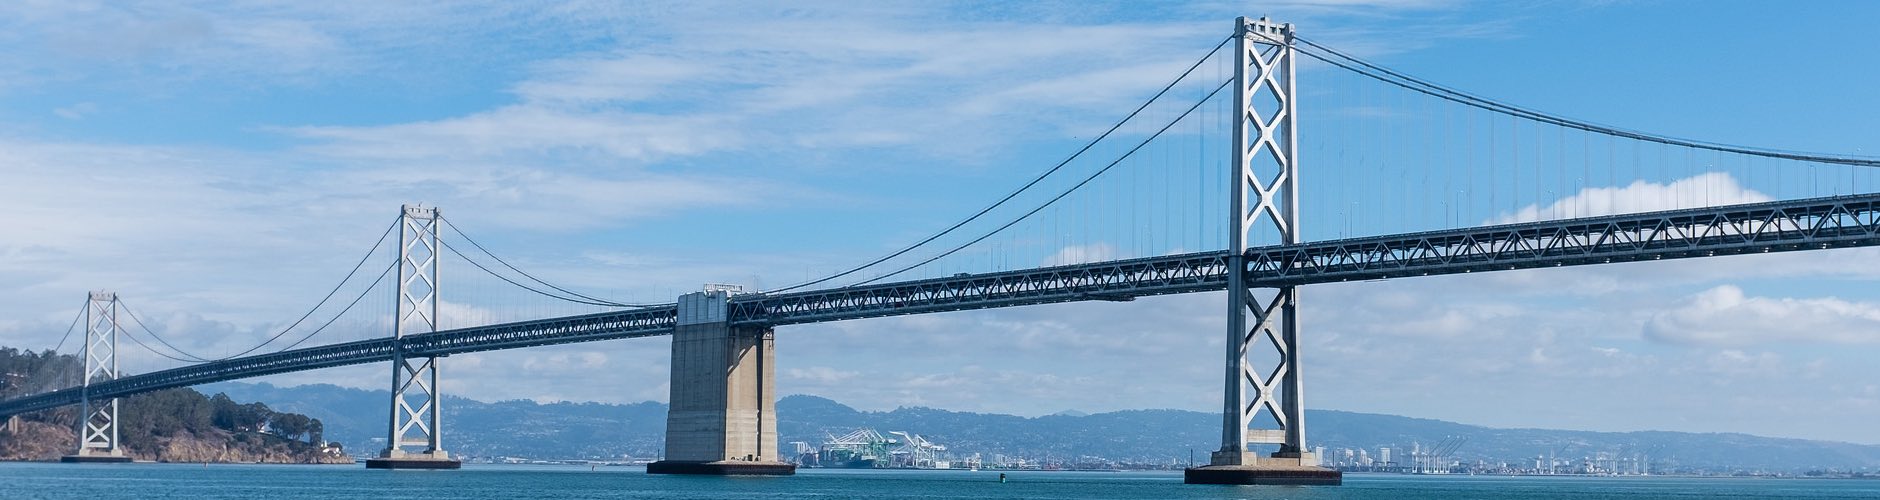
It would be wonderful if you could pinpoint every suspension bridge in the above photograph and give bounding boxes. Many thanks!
[3,17,1877,485]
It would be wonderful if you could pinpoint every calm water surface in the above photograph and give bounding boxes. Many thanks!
[1,462,1875,499]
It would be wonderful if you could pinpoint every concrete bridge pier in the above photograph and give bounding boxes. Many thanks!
[648,289,793,476]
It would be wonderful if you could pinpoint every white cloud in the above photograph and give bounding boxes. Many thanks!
[0,3,359,88]
[512,54,714,106]
[52,102,96,120]
[1645,285,1880,347]
[1493,172,1771,224]
[785,366,860,384]
[437,301,498,331]
[1042,243,1118,266]
[289,107,741,163]
[280,16,1219,165]
[520,351,608,372]
[1703,349,1784,376]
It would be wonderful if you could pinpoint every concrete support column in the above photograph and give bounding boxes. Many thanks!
[648,289,793,476]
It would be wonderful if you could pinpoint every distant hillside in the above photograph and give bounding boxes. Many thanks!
[777,395,1880,471]
[201,382,668,460]
[0,348,346,463]
[203,381,1880,472]
[1307,410,1880,473]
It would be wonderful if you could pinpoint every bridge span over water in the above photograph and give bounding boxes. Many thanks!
[5,16,1878,485]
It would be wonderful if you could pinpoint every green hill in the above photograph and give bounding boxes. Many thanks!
[0,348,346,463]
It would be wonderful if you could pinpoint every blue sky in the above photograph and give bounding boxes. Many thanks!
[3,1,1879,445]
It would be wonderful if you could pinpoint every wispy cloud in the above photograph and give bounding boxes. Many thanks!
[52,102,97,120]
[1492,172,1771,224]
[1646,285,1880,347]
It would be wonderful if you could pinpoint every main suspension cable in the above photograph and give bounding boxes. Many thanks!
[49,299,85,354]
[438,216,657,308]
[118,300,214,362]
[103,217,399,363]
[764,35,1236,294]
[851,76,1234,287]
[117,323,203,363]
[1294,36,1880,168]
[437,238,645,308]
[116,259,398,363]
[271,260,397,353]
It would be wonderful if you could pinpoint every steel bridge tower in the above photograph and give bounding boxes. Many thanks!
[367,205,461,469]
[61,291,132,463]
[1185,17,1340,485]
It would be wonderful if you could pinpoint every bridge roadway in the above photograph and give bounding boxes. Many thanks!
[5,192,1880,417]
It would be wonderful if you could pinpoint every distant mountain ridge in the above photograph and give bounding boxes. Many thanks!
[201,382,1880,471]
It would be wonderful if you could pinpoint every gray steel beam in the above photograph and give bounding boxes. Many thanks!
[729,192,1880,325]
[0,306,680,418]
[730,252,1233,326]
[1244,193,1880,286]
[6,193,1880,419]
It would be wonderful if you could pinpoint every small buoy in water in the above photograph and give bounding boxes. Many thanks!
[999,473,1007,484]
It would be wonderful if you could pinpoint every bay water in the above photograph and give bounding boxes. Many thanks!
[2,463,1875,499]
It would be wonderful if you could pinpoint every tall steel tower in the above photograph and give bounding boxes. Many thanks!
[1186,16,1340,485]
[367,205,460,469]
[62,291,131,462]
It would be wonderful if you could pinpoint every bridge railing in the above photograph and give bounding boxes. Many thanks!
[400,306,677,357]
[8,192,1880,418]
[0,307,682,418]
[731,192,1880,325]
[1249,192,1880,285]
[0,338,397,418]
[733,251,1234,326]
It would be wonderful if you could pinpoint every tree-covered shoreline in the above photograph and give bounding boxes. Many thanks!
[0,347,345,463]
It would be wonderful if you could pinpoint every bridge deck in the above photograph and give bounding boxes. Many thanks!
[4,193,1878,417]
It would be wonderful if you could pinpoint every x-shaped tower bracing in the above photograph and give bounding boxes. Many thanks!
[1215,16,1314,467]
[75,291,124,459]
[374,205,456,467]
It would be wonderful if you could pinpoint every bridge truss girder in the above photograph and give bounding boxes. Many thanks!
[1245,194,1880,285]
[8,194,1880,430]
[730,252,1231,326]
